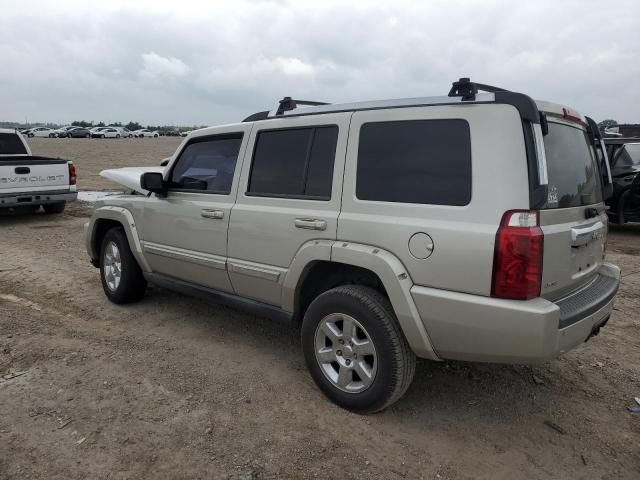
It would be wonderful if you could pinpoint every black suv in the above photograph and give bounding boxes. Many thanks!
[604,139,640,223]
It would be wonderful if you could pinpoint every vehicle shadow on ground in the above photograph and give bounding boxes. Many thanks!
[143,284,561,421]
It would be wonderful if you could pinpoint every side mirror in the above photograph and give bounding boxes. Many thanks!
[140,172,166,196]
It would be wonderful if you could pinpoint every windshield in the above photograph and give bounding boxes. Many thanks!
[0,133,28,155]
[543,121,603,209]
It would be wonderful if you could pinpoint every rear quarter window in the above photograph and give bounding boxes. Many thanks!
[356,119,472,206]
[0,133,27,155]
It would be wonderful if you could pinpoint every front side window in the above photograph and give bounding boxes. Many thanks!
[247,126,338,199]
[543,122,603,208]
[356,119,472,205]
[169,134,243,194]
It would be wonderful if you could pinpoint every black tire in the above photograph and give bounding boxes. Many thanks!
[43,202,66,214]
[116,134,120,138]
[99,227,147,304]
[301,285,416,413]
[28,133,34,138]
[617,191,630,224]
[154,134,158,138]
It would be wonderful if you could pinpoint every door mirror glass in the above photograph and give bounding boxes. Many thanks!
[140,172,166,195]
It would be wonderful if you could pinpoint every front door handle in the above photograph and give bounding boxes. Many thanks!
[201,209,225,220]
[295,218,327,231]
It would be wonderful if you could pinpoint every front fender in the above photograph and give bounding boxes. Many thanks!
[85,206,151,272]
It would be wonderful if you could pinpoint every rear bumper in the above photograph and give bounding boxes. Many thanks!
[0,190,77,208]
[411,263,620,364]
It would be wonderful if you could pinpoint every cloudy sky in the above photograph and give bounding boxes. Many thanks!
[1,0,638,126]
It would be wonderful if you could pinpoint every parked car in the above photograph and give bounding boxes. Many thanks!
[110,127,133,138]
[134,129,159,138]
[67,127,91,138]
[0,128,77,213]
[179,130,192,137]
[25,127,57,138]
[92,127,122,139]
[85,78,620,413]
[55,126,80,138]
[604,138,640,223]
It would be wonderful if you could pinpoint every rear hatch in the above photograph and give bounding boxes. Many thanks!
[0,156,71,194]
[535,104,607,300]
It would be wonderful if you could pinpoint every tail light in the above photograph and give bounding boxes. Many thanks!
[491,210,543,300]
[68,163,77,185]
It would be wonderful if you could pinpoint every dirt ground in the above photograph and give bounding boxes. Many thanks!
[0,138,639,479]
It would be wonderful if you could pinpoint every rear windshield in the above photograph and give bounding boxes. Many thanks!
[543,122,602,208]
[617,144,640,168]
[0,132,27,155]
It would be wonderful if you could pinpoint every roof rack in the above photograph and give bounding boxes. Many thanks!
[275,97,329,116]
[448,77,508,101]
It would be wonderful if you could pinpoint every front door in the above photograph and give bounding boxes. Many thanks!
[142,125,252,292]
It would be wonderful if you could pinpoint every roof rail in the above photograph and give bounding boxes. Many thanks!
[448,77,508,101]
[275,97,329,116]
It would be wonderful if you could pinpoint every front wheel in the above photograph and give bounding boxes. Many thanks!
[116,134,120,138]
[100,228,147,304]
[85,133,90,138]
[301,285,416,413]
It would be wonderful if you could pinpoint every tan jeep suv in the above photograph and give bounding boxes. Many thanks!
[85,78,620,413]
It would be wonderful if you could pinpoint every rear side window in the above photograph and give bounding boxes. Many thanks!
[543,122,603,208]
[169,134,242,194]
[615,144,640,169]
[356,119,472,205]
[248,126,338,199]
[0,133,27,155]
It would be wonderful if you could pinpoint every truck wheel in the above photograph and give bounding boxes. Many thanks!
[100,228,147,304]
[301,285,416,413]
[43,202,66,214]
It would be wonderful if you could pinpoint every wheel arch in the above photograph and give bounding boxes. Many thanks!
[85,206,151,272]
[283,241,439,360]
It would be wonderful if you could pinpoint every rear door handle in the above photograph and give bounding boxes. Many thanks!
[201,209,225,219]
[295,218,327,231]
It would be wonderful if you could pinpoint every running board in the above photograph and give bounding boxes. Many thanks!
[143,272,293,324]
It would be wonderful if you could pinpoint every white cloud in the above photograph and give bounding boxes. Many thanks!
[140,52,191,80]
[0,0,638,125]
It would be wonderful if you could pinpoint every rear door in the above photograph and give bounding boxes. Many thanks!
[538,118,607,299]
[227,113,349,306]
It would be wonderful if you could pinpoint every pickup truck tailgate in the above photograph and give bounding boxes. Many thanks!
[0,156,70,194]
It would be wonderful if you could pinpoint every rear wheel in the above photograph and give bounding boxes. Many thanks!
[116,134,121,138]
[100,228,147,304]
[301,285,416,413]
[85,133,90,138]
[43,202,65,214]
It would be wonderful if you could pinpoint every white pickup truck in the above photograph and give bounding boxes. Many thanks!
[0,128,77,213]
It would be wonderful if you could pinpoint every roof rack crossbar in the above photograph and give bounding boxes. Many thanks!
[276,97,329,116]
[448,77,509,101]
